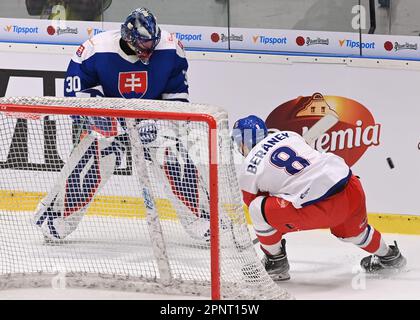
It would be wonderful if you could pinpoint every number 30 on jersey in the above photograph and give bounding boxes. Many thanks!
[65,76,81,93]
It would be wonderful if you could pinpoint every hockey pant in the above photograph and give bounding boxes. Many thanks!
[249,175,388,256]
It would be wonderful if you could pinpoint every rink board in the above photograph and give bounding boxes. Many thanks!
[1,189,420,235]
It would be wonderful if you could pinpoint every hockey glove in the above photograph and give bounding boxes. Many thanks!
[137,119,158,144]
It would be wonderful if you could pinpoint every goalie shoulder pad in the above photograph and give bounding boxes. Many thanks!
[72,38,96,64]
[72,30,121,64]
[155,30,186,59]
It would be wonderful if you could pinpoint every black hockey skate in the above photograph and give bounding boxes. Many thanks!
[261,238,290,281]
[360,241,407,273]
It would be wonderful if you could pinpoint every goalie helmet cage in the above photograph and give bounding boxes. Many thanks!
[0,97,292,300]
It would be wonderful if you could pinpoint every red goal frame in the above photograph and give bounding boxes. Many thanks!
[0,103,221,300]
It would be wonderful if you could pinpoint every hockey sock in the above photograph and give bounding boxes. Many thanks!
[339,224,389,255]
[249,196,283,255]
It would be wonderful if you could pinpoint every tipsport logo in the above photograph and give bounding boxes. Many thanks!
[87,27,104,37]
[339,39,375,49]
[266,93,381,167]
[252,35,287,45]
[175,33,202,42]
[4,25,39,35]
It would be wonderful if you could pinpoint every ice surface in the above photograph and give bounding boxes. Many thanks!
[0,212,419,300]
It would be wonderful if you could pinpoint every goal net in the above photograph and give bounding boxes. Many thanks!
[0,96,291,300]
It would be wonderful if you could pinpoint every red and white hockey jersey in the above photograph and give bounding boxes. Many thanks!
[239,131,351,208]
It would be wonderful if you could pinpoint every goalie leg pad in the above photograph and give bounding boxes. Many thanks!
[35,135,119,240]
[162,141,214,243]
[141,123,231,244]
[163,145,201,216]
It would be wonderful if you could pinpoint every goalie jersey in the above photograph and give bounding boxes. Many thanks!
[239,131,351,209]
[64,29,189,101]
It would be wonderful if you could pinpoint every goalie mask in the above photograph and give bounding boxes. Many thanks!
[121,7,161,65]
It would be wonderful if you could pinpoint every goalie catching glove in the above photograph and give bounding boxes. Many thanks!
[136,119,158,144]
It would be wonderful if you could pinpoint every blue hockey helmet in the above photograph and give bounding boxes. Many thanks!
[231,115,268,156]
[121,8,161,65]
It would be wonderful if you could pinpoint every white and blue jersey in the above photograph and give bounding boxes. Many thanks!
[239,131,351,209]
[64,29,189,101]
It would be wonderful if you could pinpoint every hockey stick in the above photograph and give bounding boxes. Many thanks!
[127,119,173,285]
[302,113,339,145]
[251,113,339,245]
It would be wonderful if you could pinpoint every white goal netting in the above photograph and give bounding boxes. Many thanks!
[0,97,291,300]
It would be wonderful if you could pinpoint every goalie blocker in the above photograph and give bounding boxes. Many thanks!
[34,88,215,244]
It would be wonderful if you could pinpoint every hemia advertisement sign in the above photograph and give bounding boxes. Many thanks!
[266,93,381,167]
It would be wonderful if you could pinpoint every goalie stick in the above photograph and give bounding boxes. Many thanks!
[252,112,339,245]
[127,119,173,284]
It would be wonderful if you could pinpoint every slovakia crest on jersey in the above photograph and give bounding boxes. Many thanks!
[118,71,148,98]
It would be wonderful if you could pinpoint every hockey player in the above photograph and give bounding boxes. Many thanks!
[232,115,407,280]
[64,7,188,99]
[34,8,209,243]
